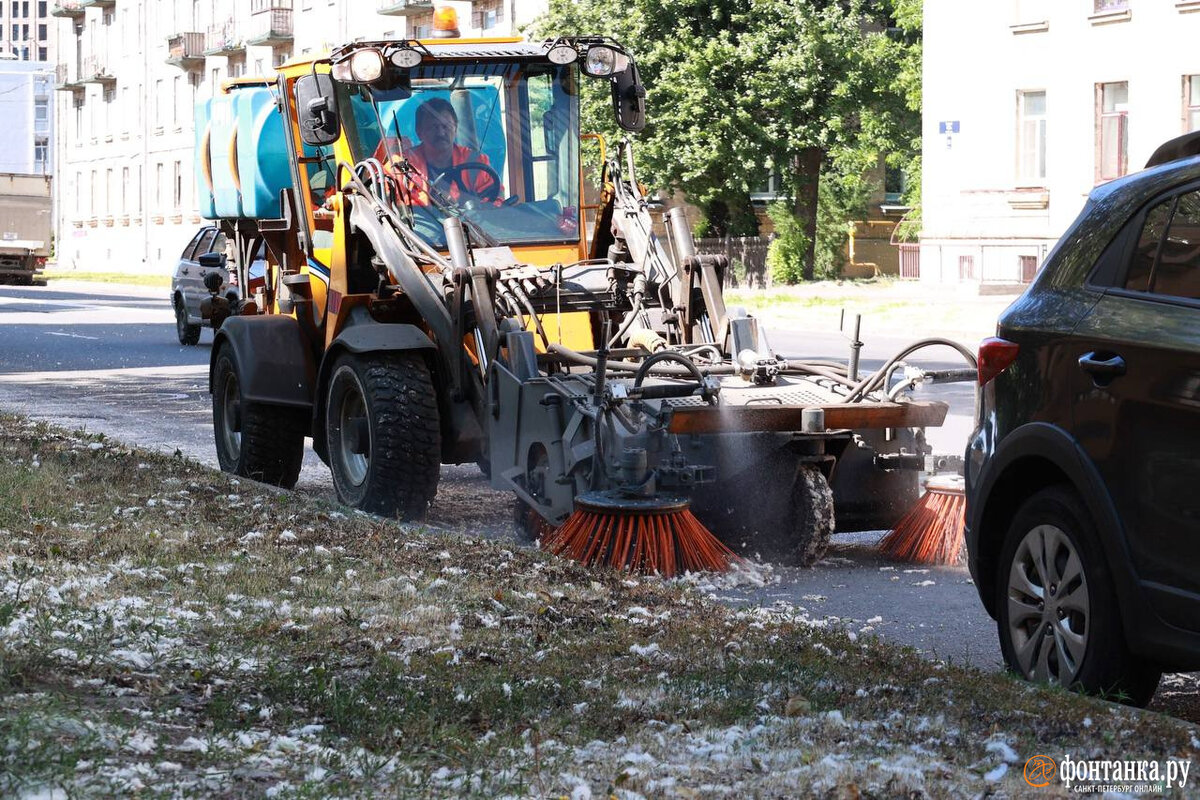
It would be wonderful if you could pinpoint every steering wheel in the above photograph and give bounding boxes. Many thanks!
[437,161,503,203]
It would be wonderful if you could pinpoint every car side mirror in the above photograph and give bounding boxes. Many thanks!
[296,73,340,146]
[612,61,646,133]
[198,251,226,269]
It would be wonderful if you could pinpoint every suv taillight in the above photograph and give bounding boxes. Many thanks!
[978,337,1019,386]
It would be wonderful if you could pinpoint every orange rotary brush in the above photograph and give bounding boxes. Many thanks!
[540,492,739,578]
[877,475,965,565]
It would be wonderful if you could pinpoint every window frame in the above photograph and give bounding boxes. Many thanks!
[1016,88,1047,185]
[1096,81,1129,183]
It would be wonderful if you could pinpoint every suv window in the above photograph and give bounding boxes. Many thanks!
[180,230,205,260]
[185,230,216,262]
[1125,189,1200,300]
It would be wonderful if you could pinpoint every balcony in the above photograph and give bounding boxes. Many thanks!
[50,0,85,17]
[81,0,116,7]
[166,32,206,68]
[81,56,116,84]
[54,62,85,92]
[378,0,434,17]
[204,21,243,56]
[246,7,293,47]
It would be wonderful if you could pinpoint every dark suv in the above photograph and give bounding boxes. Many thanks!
[966,136,1200,706]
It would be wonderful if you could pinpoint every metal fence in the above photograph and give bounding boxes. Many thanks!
[696,236,772,289]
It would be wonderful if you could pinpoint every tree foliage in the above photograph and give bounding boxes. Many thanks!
[535,0,922,280]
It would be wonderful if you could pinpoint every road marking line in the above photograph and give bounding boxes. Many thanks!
[45,331,100,340]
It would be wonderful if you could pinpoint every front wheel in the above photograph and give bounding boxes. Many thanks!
[211,343,306,488]
[996,486,1160,706]
[325,350,441,519]
[175,297,201,346]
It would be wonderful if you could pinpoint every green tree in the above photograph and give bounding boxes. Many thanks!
[535,0,922,281]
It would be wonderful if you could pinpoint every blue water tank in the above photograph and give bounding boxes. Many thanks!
[235,87,293,219]
[194,98,217,219]
[208,92,243,218]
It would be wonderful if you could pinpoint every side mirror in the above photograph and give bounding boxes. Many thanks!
[295,74,340,146]
[198,251,226,269]
[612,61,646,133]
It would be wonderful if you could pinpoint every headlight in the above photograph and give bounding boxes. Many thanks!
[547,43,577,65]
[582,45,630,77]
[349,49,385,83]
[391,47,423,69]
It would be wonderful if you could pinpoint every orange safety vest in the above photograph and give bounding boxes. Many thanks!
[374,138,500,205]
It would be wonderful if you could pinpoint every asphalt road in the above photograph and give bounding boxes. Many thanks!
[2,279,1195,721]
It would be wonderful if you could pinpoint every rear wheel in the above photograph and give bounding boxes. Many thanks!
[325,350,441,519]
[211,343,306,488]
[175,296,201,346]
[996,486,1160,706]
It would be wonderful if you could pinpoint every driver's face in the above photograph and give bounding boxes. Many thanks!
[417,108,457,162]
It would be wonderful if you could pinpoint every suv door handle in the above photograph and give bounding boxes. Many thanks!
[1079,352,1126,381]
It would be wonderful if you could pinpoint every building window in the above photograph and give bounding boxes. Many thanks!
[959,255,977,280]
[1097,81,1129,182]
[1185,75,1200,132]
[36,23,43,39]
[36,45,43,60]
[33,139,46,171]
[472,0,504,31]
[174,161,182,209]
[37,1,45,17]
[1020,255,1039,283]
[1017,90,1047,183]
[33,96,47,133]
[1095,0,1128,9]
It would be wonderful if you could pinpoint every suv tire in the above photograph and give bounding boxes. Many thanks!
[175,296,201,346]
[212,342,305,488]
[996,485,1160,706]
[325,350,440,519]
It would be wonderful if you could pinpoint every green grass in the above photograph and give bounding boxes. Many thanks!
[0,412,1195,797]
[43,271,170,288]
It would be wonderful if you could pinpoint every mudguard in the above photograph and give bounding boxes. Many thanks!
[210,315,315,409]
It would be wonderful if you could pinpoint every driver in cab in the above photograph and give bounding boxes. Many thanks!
[377,97,501,205]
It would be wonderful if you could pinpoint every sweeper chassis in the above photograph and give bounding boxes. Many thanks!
[488,326,954,565]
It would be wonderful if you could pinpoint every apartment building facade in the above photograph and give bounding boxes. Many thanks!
[5,0,51,61]
[53,0,546,273]
[920,0,1200,286]
[0,60,53,175]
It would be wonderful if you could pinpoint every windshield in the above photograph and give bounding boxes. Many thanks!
[341,61,580,249]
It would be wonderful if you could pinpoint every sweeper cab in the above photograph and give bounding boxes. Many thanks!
[197,16,972,572]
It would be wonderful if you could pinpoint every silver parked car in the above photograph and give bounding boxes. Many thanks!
[170,226,266,345]
[170,225,231,346]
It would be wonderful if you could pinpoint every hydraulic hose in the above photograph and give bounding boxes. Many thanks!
[842,337,979,404]
[546,344,737,377]
[631,350,705,388]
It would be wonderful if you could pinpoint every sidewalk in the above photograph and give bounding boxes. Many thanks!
[726,279,1020,345]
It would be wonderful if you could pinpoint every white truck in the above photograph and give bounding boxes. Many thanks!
[0,173,51,286]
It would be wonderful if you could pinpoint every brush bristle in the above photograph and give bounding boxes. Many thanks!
[878,487,966,565]
[541,507,738,577]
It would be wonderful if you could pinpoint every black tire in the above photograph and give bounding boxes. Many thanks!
[783,464,835,566]
[708,463,834,567]
[995,486,1160,706]
[211,343,306,488]
[175,296,201,346]
[325,350,440,519]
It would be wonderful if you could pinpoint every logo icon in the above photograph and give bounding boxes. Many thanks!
[1024,755,1057,788]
